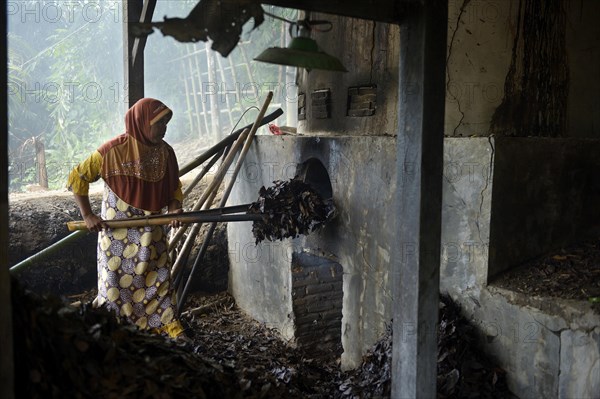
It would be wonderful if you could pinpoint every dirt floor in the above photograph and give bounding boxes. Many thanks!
[12,280,517,398]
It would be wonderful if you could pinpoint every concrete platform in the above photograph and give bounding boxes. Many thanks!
[450,286,599,398]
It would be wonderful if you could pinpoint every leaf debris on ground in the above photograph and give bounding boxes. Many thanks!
[12,279,514,398]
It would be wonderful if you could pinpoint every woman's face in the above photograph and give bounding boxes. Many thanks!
[148,114,171,145]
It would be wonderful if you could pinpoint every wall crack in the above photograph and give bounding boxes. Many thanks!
[475,136,494,244]
[446,0,471,136]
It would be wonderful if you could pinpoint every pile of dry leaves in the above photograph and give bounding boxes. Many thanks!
[492,236,600,307]
[12,277,514,398]
[248,178,335,244]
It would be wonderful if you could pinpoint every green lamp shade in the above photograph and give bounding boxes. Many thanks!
[254,37,347,72]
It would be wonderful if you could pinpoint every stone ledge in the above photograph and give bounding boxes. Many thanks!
[448,286,600,399]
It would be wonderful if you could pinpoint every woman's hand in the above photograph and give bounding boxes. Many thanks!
[168,208,184,229]
[83,213,108,232]
[73,193,107,233]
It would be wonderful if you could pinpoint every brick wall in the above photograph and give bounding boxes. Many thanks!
[291,252,343,357]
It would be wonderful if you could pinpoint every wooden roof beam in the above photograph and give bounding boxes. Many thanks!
[123,0,157,107]
[260,0,409,24]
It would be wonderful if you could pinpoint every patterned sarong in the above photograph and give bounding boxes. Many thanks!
[94,185,178,330]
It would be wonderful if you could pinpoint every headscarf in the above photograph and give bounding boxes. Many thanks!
[98,98,179,212]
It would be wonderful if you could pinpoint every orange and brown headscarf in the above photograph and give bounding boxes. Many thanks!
[98,98,179,212]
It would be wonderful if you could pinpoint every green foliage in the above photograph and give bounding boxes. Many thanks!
[8,0,123,191]
[8,0,293,191]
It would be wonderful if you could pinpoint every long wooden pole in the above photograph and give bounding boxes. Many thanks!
[169,145,230,256]
[178,108,283,177]
[168,128,251,280]
[182,147,223,199]
[177,91,274,313]
[10,230,87,274]
[66,204,255,231]
[169,128,250,251]
[172,94,274,285]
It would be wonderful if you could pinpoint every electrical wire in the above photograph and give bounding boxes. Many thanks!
[228,106,260,136]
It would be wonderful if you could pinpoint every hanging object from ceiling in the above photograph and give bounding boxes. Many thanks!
[131,0,264,57]
[254,13,348,73]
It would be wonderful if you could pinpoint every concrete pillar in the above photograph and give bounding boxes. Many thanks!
[392,0,448,397]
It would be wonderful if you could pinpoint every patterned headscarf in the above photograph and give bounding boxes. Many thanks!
[98,98,179,212]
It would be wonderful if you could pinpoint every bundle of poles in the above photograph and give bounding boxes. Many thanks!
[13,92,279,315]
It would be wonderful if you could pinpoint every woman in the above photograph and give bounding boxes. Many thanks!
[68,98,184,337]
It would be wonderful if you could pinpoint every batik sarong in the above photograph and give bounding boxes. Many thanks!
[95,185,178,330]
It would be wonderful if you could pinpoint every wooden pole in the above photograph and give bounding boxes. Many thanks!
[171,145,230,259]
[178,108,283,177]
[35,137,48,189]
[181,50,195,138]
[191,43,210,138]
[239,43,261,108]
[182,148,223,199]
[66,212,261,232]
[168,128,251,280]
[169,128,250,250]
[123,0,145,106]
[226,55,243,119]
[177,91,274,313]
[66,204,255,232]
[10,230,87,274]
[205,42,221,141]
[173,106,272,285]
[215,54,235,129]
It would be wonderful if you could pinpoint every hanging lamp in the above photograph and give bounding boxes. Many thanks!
[254,14,347,72]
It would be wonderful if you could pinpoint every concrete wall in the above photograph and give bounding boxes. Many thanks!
[445,0,516,136]
[296,16,400,136]
[440,5,600,394]
[441,136,600,398]
[488,137,600,279]
[227,135,396,369]
[445,0,600,138]
[566,0,600,138]
[296,1,600,138]
[441,136,600,283]
[299,1,600,139]
[227,0,600,391]
[228,134,600,395]
[440,137,494,292]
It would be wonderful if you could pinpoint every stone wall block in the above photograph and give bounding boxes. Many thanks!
[559,327,600,399]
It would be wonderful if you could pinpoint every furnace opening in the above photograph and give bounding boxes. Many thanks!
[295,158,333,200]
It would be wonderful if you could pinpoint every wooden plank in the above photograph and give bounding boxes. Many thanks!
[392,0,448,397]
